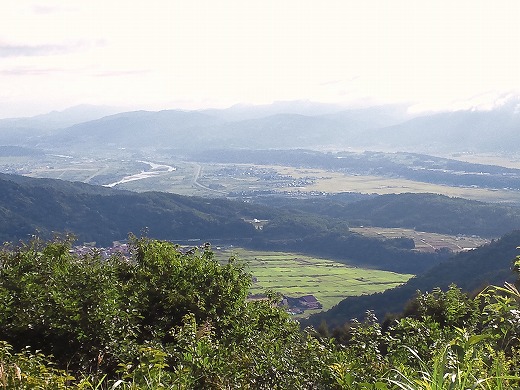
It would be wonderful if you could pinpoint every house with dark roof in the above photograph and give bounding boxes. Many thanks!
[299,295,322,310]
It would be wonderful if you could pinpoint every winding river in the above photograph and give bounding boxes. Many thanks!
[104,161,176,188]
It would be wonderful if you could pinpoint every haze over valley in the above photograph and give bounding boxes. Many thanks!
[2,2,520,386]
[1,99,520,324]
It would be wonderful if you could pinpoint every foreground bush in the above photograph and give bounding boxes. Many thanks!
[0,235,336,388]
[0,236,519,388]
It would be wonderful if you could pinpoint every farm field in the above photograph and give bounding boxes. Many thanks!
[448,152,520,170]
[273,166,520,203]
[349,227,490,253]
[10,154,520,203]
[213,247,413,317]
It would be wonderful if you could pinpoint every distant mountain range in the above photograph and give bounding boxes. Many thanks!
[1,100,519,153]
[366,108,520,152]
[0,105,120,146]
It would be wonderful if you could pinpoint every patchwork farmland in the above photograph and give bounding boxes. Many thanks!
[214,248,413,317]
[349,227,489,253]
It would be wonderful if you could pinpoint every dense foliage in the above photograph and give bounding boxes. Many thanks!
[0,236,519,388]
[304,230,520,328]
[0,174,450,274]
[0,236,335,388]
[256,192,520,238]
[0,173,260,245]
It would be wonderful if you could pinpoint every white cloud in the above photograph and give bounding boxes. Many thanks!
[0,0,519,117]
[0,42,86,57]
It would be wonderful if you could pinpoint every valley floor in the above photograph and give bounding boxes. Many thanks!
[213,247,413,317]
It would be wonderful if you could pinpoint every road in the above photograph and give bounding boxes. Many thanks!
[190,163,227,194]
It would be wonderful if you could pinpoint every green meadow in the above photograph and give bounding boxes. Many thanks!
[214,247,413,316]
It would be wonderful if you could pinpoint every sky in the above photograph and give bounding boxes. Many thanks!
[1,0,519,118]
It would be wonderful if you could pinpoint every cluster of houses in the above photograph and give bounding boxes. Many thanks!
[243,218,269,230]
[280,295,323,314]
[70,242,324,316]
[70,241,131,260]
[248,293,323,315]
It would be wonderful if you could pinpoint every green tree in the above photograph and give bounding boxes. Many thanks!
[0,235,336,388]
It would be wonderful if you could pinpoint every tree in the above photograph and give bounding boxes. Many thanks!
[0,235,336,388]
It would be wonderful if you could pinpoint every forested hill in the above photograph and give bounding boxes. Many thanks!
[335,193,520,236]
[302,230,520,329]
[255,192,520,237]
[0,173,449,273]
[0,173,260,245]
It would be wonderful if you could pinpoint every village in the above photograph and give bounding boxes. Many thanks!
[70,241,323,315]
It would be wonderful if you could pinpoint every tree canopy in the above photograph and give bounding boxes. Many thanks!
[0,236,519,388]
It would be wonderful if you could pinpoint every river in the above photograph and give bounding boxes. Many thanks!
[104,160,176,188]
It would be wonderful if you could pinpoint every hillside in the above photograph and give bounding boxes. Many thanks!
[302,230,520,329]
[255,192,520,237]
[0,173,450,273]
[1,101,520,154]
[3,172,520,269]
[368,107,520,152]
[0,173,258,245]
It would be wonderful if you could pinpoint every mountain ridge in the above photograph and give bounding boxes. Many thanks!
[2,101,520,154]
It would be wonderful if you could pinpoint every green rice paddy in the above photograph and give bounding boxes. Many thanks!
[214,247,413,316]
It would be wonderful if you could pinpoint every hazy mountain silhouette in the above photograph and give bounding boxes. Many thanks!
[364,108,520,152]
[0,105,120,130]
[2,100,520,154]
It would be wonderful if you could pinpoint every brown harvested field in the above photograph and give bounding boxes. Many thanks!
[350,227,490,253]
[14,155,520,204]
[447,153,520,170]
[272,166,520,203]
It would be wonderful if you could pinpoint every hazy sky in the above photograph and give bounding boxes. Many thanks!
[1,0,519,118]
